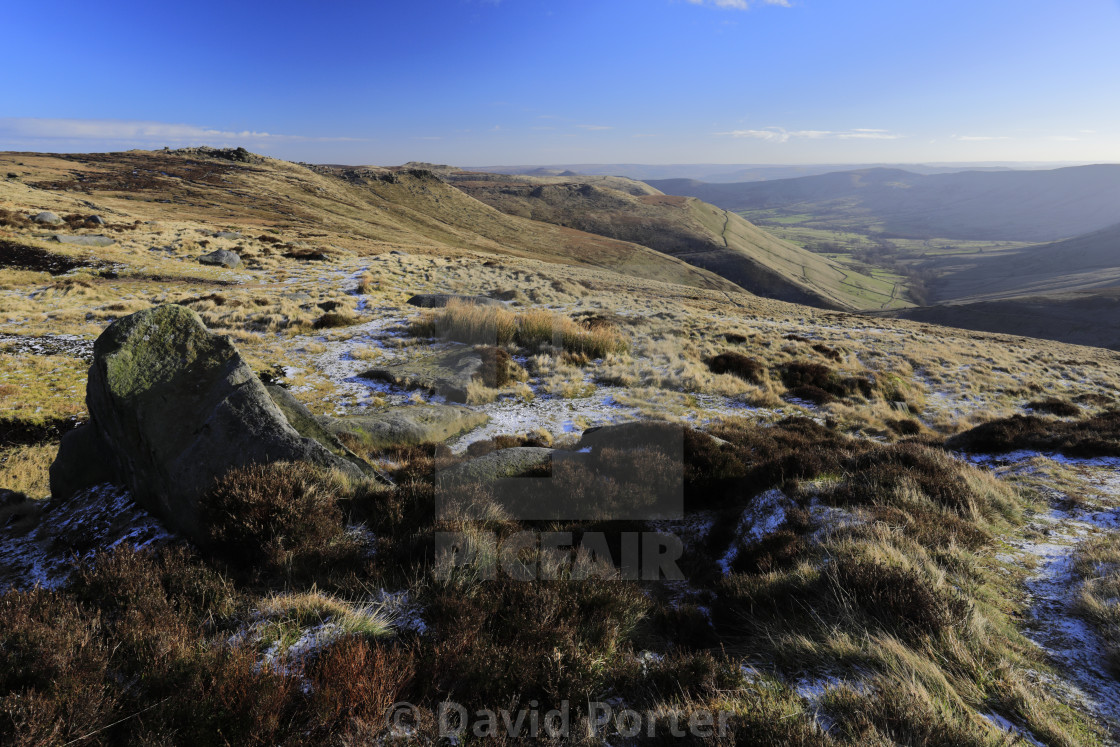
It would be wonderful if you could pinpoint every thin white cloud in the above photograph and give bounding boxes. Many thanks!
[953,135,1011,141]
[715,127,902,142]
[686,0,791,8]
[576,124,613,131]
[0,117,364,144]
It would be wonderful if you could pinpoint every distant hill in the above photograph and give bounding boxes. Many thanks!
[449,173,911,310]
[648,165,1120,242]
[461,162,1065,183]
[931,221,1120,302]
[885,289,1120,351]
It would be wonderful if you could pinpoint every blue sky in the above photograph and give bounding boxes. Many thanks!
[2,0,1119,165]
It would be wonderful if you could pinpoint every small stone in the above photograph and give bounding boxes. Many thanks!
[32,211,63,225]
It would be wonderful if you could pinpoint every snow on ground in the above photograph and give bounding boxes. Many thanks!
[966,451,1120,739]
[0,332,94,360]
[0,484,175,591]
[979,711,1047,746]
[719,489,788,575]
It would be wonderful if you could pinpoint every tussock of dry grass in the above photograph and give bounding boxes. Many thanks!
[412,300,628,358]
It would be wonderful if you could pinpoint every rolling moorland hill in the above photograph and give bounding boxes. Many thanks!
[2,148,1120,744]
[648,164,1120,242]
[0,149,738,296]
[448,172,911,311]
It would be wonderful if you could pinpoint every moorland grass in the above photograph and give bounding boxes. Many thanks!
[411,299,629,358]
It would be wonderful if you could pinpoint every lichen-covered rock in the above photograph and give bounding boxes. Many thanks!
[322,404,488,450]
[49,304,363,541]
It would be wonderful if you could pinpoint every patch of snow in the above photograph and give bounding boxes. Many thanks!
[371,588,427,635]
[0,484,176,592]
[719,490,788,575]
[979,711,1046,747]
[974,451,1120,738]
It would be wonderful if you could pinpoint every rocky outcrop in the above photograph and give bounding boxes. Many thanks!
[321,404,488,450]
[49,304,364,541]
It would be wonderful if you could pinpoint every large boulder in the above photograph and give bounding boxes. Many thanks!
[49,304,364,541]
[199,249,241,268]
[264,384,374,475]
[321,404,488,450]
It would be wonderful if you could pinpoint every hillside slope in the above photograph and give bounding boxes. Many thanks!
[449,174,909,311]
[931,221,1120,303]
[886,289,1120,351]
[649,164,1120,242]
[1,150,738,294]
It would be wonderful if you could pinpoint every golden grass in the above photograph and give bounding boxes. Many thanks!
[0,354,88,423]
[1073,533,1120,675]
[0,443,56,498]
[413,300,628,358]
[256,589,396,641]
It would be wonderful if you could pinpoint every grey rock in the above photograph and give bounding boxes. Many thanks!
[199,249,241,268]
[213,231,242,239]
[264,384,374,476]
[322,404,488,450]
[577,421,685,456]
[436,447,556,486]
[360,347,485,403]
[50,234,115,247]
[406,294,501,308]
[32,211,63,226]
[48,304,363,542]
